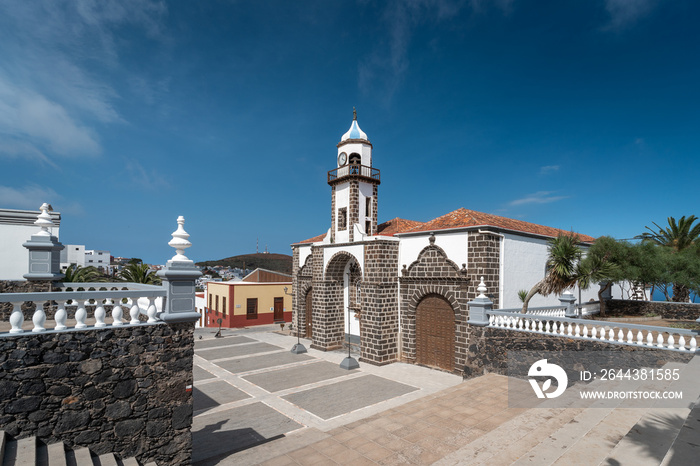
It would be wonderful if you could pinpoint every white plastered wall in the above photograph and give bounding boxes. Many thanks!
[501,233,600,309]
[334,184,350,244]
[398,232,467,275]
[0,224,59,280]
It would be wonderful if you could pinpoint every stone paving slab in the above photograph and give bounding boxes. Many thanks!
[195,335,256,350]
[282,374,418,420]
[217,351,313,374]
[196,341,282,360]
[243,361,351,393]
[192,401,303,465]
[194,380,250,412]
[193,365,216,382]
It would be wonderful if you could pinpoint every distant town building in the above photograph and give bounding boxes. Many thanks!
[204,268,292,328]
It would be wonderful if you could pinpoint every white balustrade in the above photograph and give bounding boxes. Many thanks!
[486,310,699,354]
[0,285,166,335]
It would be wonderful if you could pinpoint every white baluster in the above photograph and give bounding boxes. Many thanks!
[546,321,552,333]
[667,334,675,350]
[656,333,664,348]
[75,300,88,328]
[55,300,67,331]
[636,330,643,346]
[129,298,140,324]
[111,298,124,326]
[626,329,634,344]
[95,300,106,328]
[591,326,597,339]
[9,302,24,333]
[690,337,697,352]
[608,328,615,341]
[617,328,624,342]
[32,302,46,333]
[489,315,495,325]
[679,335,686,351]
[582,325,589,338]
[646,331,653,346]
[537,320,543,332]
[567,322,573,336]
[146,297,158,323]
[575,324,581,337]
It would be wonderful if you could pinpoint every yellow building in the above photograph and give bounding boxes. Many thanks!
[204,269,292,328]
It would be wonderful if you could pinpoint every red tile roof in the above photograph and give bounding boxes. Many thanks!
[295,209,594,244]
[376,217,426,236]
[298,232,327,244]
[402,208,596,242]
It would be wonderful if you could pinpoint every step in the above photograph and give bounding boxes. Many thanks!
[0,431,6,466]
[121,458,140,466]
[511,363,656,465]
[47,441,67,466]
[97,453,118,466]
[72,447,94,465]
[609,356,700,466]
[15,436,36,466]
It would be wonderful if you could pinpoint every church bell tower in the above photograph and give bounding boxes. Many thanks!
[328,109,380,243]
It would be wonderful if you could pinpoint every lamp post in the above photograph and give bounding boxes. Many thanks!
[340,262,360,370]
[286,286,307,354]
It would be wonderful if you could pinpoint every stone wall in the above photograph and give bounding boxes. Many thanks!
[464,326,694,380]
[0,322,194,465]
[604,299,700,321]
[362,240,399,365]
[466,232,500,308]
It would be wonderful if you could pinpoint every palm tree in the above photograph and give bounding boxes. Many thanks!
[521,234,583,313]
[638,215,700,302]
[63,264,106,283]
[118,260,161,285]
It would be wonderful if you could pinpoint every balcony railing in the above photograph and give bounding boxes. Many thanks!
[328,164,380,184]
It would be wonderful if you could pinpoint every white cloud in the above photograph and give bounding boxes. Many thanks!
[510,191,568,206]
[0,1,167,162]
[124,159,170,190]
[539,165,560,175]
[0,184,85,215]
[603,0,655,31]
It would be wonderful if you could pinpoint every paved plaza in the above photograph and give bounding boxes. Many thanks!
[191,326,700,466]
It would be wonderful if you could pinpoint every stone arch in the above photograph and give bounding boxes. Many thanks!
[325,251,362,281]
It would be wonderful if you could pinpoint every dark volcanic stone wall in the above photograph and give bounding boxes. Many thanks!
[605,299,700,321]
[0,281,55,320]
[0,322,194,465]
[464,326,694,379]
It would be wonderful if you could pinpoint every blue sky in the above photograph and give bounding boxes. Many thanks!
[1,0,698,264]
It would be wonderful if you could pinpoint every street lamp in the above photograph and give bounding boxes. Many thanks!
[286,286,307,354]
[340,262,360,370]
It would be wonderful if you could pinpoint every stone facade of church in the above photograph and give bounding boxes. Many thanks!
[291,113,598,373]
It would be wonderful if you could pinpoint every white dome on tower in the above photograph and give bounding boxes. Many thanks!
[341,108,368,141]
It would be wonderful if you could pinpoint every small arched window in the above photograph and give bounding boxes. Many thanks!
[349,153,361,166]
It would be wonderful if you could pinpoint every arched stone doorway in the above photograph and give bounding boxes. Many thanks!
[415,294,455,372]
[316,252,362,351]
[305,288,313,338]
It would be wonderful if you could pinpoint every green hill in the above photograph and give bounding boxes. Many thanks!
[196,253,292,275]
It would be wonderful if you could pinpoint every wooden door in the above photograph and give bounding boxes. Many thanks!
[415,295,455,372]
[305,289,313,338]
[273,297,284,322]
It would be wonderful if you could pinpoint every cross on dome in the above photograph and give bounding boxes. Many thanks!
[341,108,368,141]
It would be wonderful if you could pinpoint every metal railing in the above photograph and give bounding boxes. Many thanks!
[328,164,380,183]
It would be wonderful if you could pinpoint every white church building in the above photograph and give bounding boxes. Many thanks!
[291,111,601,373]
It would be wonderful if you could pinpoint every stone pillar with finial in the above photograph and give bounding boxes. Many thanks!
[23,203,64,281]
[157,216,202,323]
[467,276,492,326]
